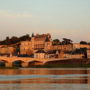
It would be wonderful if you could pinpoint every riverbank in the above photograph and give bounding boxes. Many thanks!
[31,64,90,68]
[0,67,19,69]
[29,58,90,68]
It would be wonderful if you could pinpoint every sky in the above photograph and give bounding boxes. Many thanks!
[0,0,90,42]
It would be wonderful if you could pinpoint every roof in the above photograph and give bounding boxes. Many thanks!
[33,33,51,41]
[35,49,46,53]
[46,50,60,54]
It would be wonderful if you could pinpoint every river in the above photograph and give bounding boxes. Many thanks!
[0,68,90,90]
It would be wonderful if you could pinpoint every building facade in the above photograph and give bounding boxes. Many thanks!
[73,43,90,50]
[0,46,15,56]
[20,33,52,55]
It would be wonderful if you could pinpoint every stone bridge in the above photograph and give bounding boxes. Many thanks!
[0,56,65,67]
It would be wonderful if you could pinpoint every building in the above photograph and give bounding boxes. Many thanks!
[20,33,52,55]
[34,50,46,59]
[10,33,90,59]
[34,50,61,59]
[87,49,90,58]
[20,41,33,55]
[31,33,51,50]
[46,50,60,58]
[0,46,15,56]
[73,43,90,50]
[20,33,74,56]
[51,44,73,51]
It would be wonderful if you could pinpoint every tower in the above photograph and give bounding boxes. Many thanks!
[45,37,52,51]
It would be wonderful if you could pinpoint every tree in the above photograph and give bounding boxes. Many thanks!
[0,34,31,45]
[80,41,87,45]
[62,38,73,45]
[10,36,19,44]
[19,34,30,41]
[53,39,60,45]
[80,48,88,59]
[5,36,11,45]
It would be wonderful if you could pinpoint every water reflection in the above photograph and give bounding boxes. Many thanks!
[0,68,90,90]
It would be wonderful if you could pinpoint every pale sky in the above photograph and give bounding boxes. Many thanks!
[0,0,90,42]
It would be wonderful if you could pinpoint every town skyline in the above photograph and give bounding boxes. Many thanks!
[0,0,90,42]
[0,1,90,89]
[0,33,90,43]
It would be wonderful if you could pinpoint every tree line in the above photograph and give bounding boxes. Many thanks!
[53,39,90,45]
[52,38,73,45]
[0,34,90,45]
[0,34,31,45]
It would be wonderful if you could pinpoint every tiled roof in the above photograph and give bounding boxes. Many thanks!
[35,49,46,53]
[46,50,60,54]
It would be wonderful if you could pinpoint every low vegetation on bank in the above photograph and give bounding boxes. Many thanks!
[26,58,90,68]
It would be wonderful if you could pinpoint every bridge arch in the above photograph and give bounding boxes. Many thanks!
[12,60,25,67]
[0,60,8,67]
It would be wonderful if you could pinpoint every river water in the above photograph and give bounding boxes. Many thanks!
[0,68,90,90]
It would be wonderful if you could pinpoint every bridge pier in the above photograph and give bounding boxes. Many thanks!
[22,62,29,67]
[6,62,13,67]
